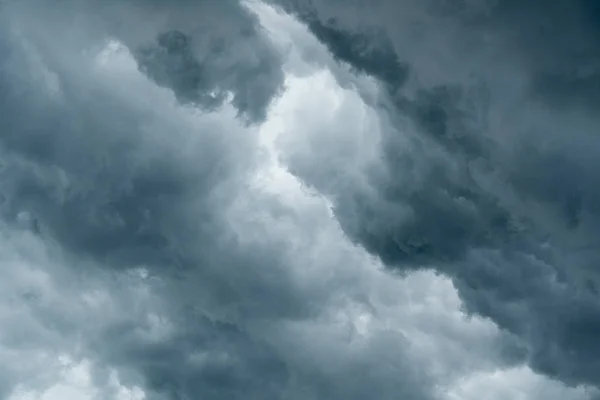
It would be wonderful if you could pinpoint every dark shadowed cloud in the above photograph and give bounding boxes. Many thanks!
[1,0,600,399]
[268,0,600,391]
[0,1,447,399]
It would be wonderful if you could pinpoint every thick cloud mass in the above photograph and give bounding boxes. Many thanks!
[2,0,600,399]
[268,0,600,390]
[0,2,443,399]
[5,0,284,122]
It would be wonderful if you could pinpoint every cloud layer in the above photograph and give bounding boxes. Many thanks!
[1,1,599,399]
[267,0,600,390]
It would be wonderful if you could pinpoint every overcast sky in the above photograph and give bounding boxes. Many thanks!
[1,1,600,399]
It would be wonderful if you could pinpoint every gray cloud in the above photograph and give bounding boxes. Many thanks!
[5,0,284,122]
[2,0,599,399]
[268,0,600,390]
[0,2,451,399]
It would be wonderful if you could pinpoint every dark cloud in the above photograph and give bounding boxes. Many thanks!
[0,11,301,398]
[0,2,451,399]
[133,22,283,122]
[268,0,600,391]
[135,30,227,111]
[303,18,408,91]
[4,0,284,122]
[2,0,599,398]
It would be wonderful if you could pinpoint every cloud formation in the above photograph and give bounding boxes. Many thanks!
[267,0,600,390]
[1,0,600,399]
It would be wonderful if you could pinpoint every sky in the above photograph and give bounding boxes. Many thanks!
[1,0,600,399]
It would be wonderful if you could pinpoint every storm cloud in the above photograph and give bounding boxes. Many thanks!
[1,0,600,399]
[267,0,600,390]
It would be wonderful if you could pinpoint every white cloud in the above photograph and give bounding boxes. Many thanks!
[9,357,146,400]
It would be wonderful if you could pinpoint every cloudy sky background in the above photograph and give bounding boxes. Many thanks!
[1,0,600,399]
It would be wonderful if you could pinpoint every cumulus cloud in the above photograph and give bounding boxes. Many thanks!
[1,0,599,399]
[266,0,600,390]
[4,0,284,122]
